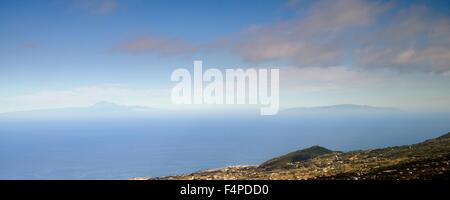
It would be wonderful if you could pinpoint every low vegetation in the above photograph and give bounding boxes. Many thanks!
[139,132,450,180]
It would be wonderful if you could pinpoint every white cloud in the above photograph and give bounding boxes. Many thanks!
[356,5,450,74]
[221,0,450,74]
[225,0,389,66]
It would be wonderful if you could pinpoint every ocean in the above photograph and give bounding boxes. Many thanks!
[1,113,449,179]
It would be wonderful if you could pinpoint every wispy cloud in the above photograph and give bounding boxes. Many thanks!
[112,36,197,56]
[219,0,450,74]
[356,5,450,74]
[74,0,118,15]
[21,42,40,49]
[223,0,389,66]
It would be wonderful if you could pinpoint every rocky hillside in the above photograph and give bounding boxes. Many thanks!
[141,132,450,180]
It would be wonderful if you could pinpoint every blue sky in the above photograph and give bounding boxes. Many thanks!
[1,0,450,113]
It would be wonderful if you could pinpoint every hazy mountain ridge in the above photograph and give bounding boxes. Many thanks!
[140,132,450,180]
[280,104,402,116]
[0,101,162,120]
[0,103,403,119]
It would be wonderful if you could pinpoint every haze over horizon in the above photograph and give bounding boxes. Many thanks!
[1,0,450,113]
[0,101,404,115]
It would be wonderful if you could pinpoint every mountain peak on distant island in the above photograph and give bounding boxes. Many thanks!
[89,101,138,111]
[316,104,397,110]
[292,104,397,110]
[280,104,401,116]
[318,104,375,108]
[0,101,160,119]
[84,101,162,114]
[91,101,121,108]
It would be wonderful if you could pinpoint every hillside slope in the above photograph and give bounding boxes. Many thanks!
[141,132,450,180]
[259,145,334,170]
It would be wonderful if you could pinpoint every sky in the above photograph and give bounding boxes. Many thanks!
[1,0,450,113]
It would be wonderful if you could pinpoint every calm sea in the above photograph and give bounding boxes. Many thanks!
[1,113,449,179]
